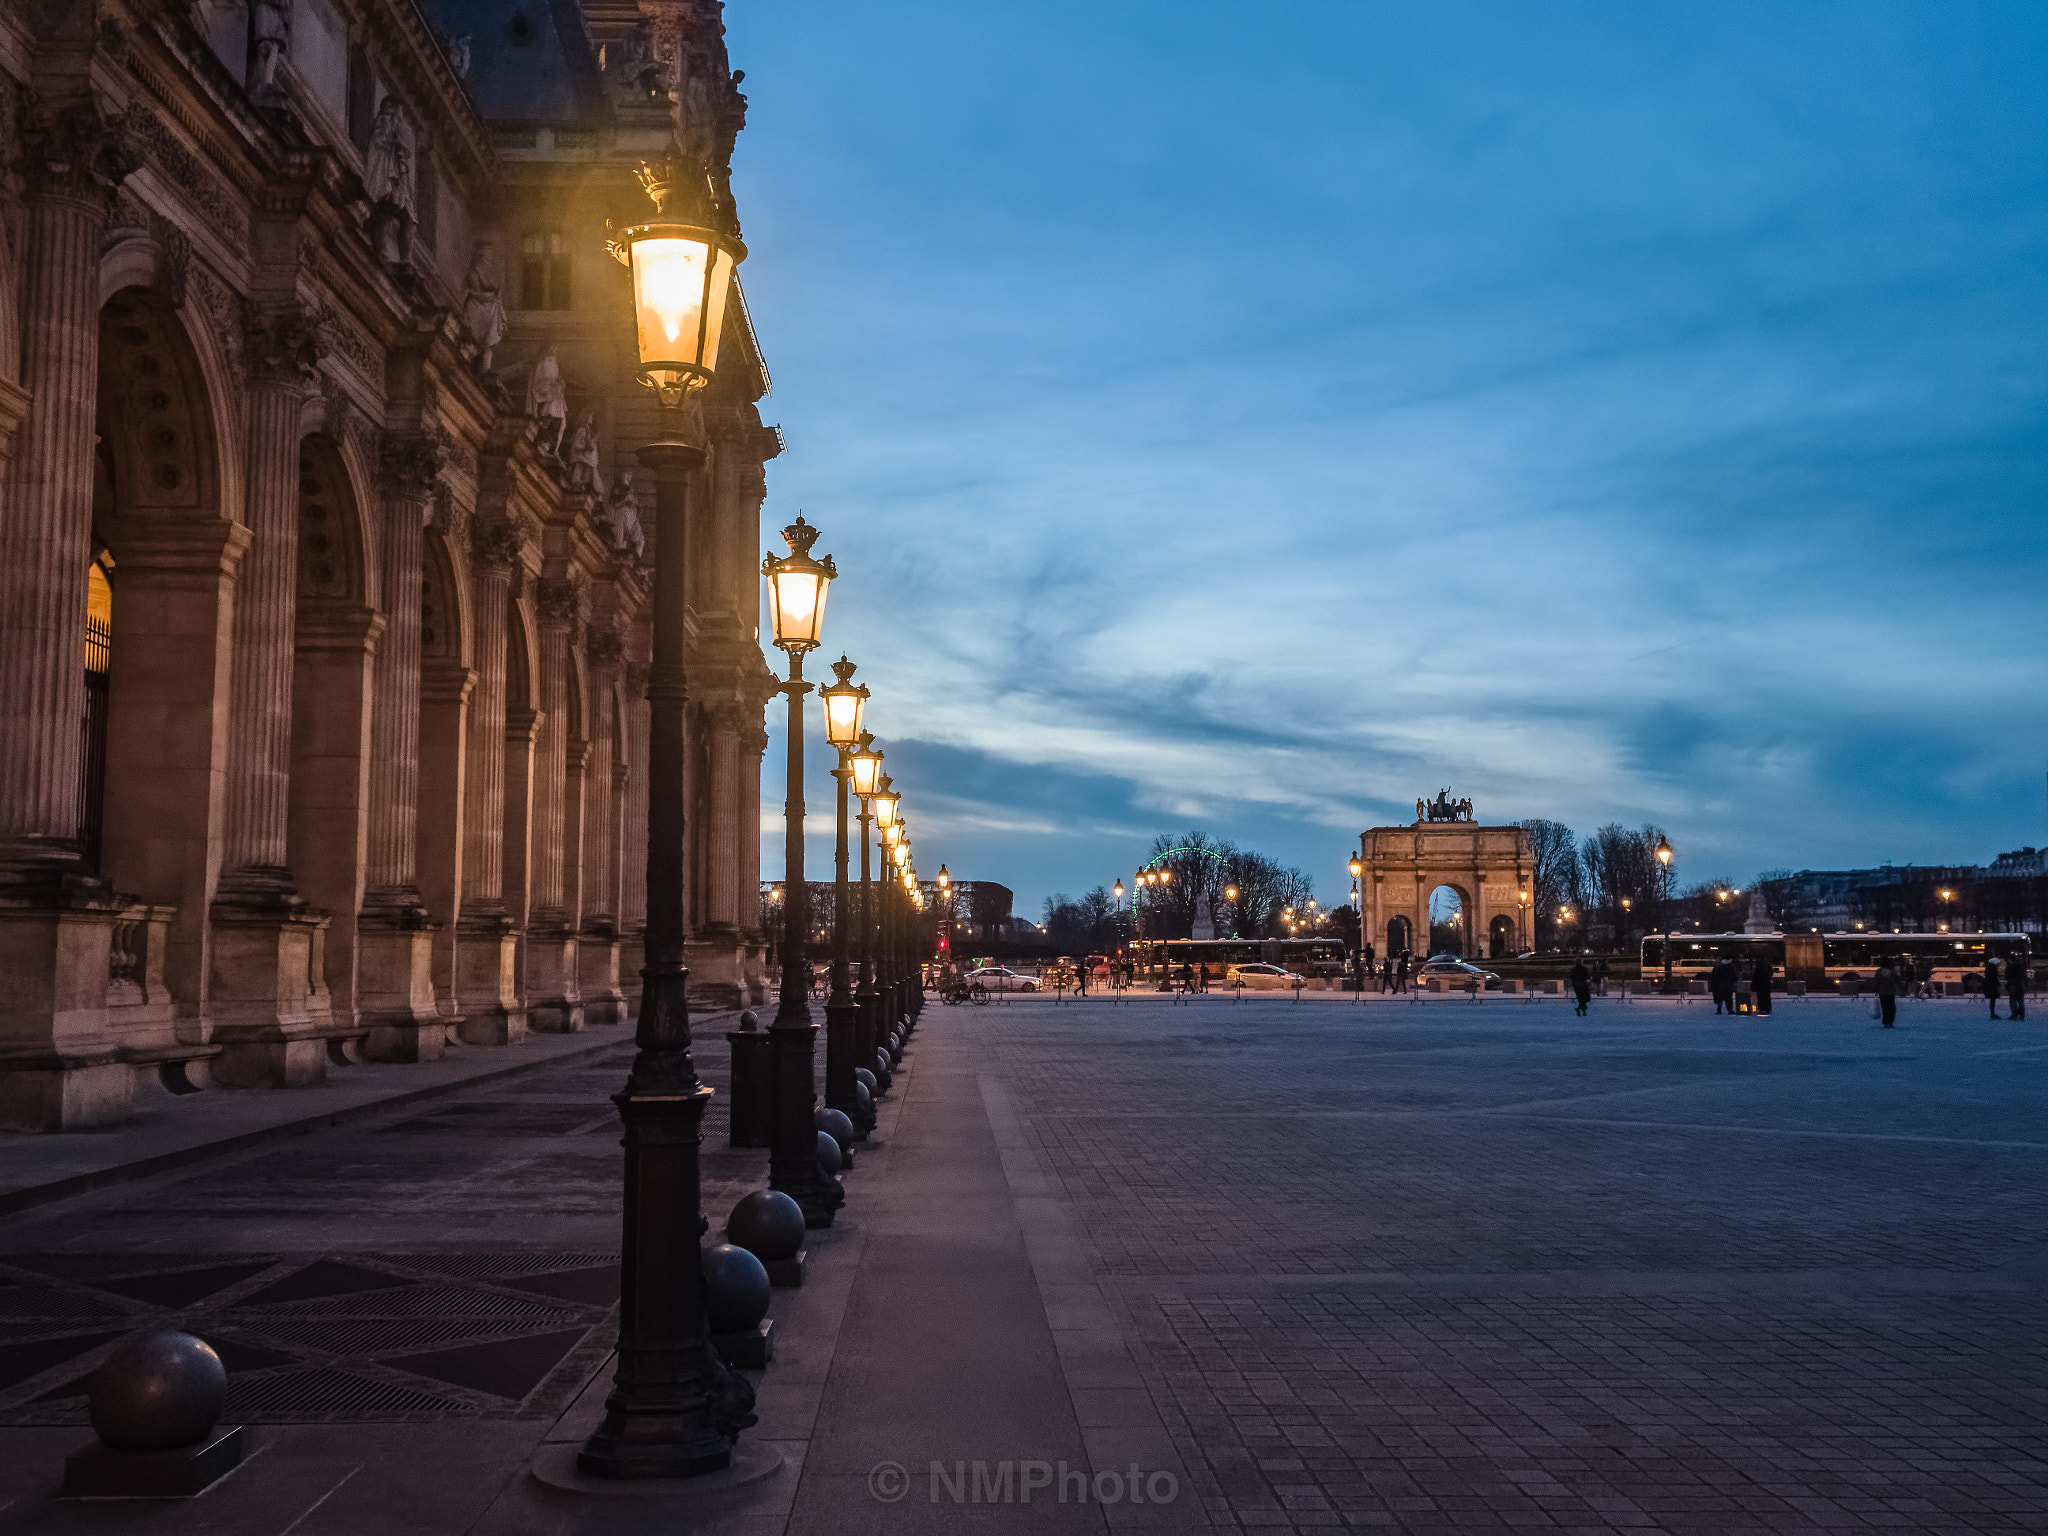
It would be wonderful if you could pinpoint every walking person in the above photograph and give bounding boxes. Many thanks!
[1595,957,1609,997]
[1708,957,1732,1014]
[1752,956,1774,1016]
[1570,958,1592,1017]
[1380,955,1393,993]
[2009,958,2027,1022]
[1875,955,1898,1028]
[1984,956,2002,1019]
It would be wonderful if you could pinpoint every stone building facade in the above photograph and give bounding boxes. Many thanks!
[0,0,778,1130]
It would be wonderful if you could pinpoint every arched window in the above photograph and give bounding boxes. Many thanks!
[81,547,114,868]
[521,230,571,310]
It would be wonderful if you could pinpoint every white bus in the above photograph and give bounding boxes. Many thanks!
[1640,932,2030,987]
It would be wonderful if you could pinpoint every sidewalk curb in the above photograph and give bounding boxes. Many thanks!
[0,1026,674,1218]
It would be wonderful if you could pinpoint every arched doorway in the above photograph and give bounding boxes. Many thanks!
[285,434,374,1027]
[1428,885,1467,957]
[1489,913,1516,959]
[92,286,232,1026]
[1386,914,1412,957]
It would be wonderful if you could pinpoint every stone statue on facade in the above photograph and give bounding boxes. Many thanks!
[566,409,604,497]
[607,470,646,559]
[1419,789,1475,823]
[448,34,472,80]
[525,346,567,456]
[250,0,290,93]
[364,98,416,264]
[460,241,507,372]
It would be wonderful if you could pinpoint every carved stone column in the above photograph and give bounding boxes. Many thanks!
[578,625,625,1025]
[739,716,771,1005]
[685,699,745,1008]
[526,572,584,1031]
[354,432,445,1063]
[455,519,527,1043]
[0,101,139,1130]
[616,659,651,1015]
[207,306,335,1088]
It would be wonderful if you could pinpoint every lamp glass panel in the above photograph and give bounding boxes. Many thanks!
[823,686,865,747]
[631,235,711,372]
[850,751,882,797]
[767,566,830,649]
[873,794,898,828]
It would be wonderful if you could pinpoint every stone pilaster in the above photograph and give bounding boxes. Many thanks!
[686,699,746,1008]
[616,659,651,1017]
[354,431,445,1063]
[739,717,770,1004]
[577,624,625,1026]
[526,572,583,1032]
[0,100,136,880]
[0,101,144,1128]
[218,304,324,897]
[455,519,527,1043]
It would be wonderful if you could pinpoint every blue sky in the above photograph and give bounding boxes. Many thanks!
[727,0,2048,918]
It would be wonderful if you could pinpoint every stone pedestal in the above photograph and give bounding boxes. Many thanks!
[686,926,747,1010]
[206,900,331,1087]
[455,914,526,1044]
[578,929,625,1026]
[0,890,130,1130]
[525,922,583,1033]
[356,909,443,1062]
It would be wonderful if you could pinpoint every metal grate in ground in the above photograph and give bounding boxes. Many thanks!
[0,1252,619,1425]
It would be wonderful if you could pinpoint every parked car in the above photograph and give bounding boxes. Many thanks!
[964,965,1036,993]
[1416,955,1501,989]
[1225,963,1308,991]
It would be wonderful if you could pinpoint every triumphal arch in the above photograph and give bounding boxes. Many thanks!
[1358,792,1533,959]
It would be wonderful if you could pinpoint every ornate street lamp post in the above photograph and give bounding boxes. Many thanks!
[581,156,751,1478]
[818,658,868,1134]
[762,517,843,1226]
[848,732,882,1135]
[1655,835,1675,992]
[872,776,900,1024]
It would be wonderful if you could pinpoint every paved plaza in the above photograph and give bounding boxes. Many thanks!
[1,991,2045,1533]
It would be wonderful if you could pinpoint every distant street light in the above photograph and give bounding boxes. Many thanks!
[762,517,842,1227]
[1654,836,1675,992]
[818,658,868,1138]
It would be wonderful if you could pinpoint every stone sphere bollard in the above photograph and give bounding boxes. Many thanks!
[853,1079,872,1112]
[854,1066,877,1095]
[88,1331,226,1452]
[874,1048,892,1081]
[738,1008,759,1030]
[814,1106,856,1150]
[726,1188,805,1262]
[816,1129,842,1175]
[701,1244,772,1335]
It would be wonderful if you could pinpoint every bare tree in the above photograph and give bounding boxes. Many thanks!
[1516,818,1580,949]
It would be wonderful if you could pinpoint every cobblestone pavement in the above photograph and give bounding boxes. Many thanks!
[977,991,2048,1533]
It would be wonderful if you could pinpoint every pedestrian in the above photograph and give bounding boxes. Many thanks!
[1913,955,1931,999]
[1875,955,1898,1028]
[1570,958,1591,1016]
[1708,957,1732,1014]
[2008,958,2027,1022]
[1380,956,1392,993]
[1751,956,1773,1016]
[1984,956,2002,1019]
[1595,957,1609,997]
[1075,959,1087,998]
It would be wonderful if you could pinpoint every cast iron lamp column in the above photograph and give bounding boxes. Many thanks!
[763,517,843,1227]
[818,659,869,1132]
[580,155,750,1479]
[1655,835,1675,992]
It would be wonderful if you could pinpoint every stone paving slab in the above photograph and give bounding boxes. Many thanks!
[0,1021,678,1217]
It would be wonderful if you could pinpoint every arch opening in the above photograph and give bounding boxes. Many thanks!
[1428,885,1467,958]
